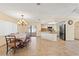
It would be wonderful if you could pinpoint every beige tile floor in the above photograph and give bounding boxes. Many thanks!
[0,37,79,56]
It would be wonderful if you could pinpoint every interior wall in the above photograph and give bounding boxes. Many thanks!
[0,12,17,35]
[0,12,16,23]
[74,22,79,40]
[36,23,41,36]
[0,20,17,35]
[0,12,17,46]
[66,20,74,40]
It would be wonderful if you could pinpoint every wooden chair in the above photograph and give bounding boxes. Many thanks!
[23,35,31,47]
[19,33,31,47]
[5,35,23,55]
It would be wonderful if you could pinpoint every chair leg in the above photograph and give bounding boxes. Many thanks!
[6,46,8,55]
[13,48,16,54]
[6,51,8,55]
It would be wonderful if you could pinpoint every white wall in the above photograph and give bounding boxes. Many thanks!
[74,19,79,40]
[57,19,75,40]
[0,20,17,36]
[66,20,74,40]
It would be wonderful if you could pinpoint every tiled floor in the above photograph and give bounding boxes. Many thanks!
[0,37,79,56]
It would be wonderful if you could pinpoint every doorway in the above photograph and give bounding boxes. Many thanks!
[59,24,66,41]
[29,25,37,37]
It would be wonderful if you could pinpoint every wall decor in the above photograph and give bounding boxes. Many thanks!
[68,20,73,25]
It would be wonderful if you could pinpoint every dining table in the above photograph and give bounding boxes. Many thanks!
[9,32,30,48]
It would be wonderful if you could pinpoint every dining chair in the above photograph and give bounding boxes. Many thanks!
[23,35,31,47]
[5,35,22,55]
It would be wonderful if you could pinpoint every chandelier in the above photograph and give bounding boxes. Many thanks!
[17,14,27,26]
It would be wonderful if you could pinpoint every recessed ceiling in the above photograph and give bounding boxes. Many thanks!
[0,3,78,23]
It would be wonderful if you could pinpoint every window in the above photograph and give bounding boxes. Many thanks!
[0,20,17,35]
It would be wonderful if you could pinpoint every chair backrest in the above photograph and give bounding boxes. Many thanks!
[5,35,16,46]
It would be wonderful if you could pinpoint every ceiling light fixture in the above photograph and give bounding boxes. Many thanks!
[17,14,27,26]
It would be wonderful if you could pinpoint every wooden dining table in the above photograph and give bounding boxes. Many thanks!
[15,33,27,41]
[10,32,30,47]
[5,32,31,54]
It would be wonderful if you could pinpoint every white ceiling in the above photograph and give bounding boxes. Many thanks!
[0,3,79,23]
